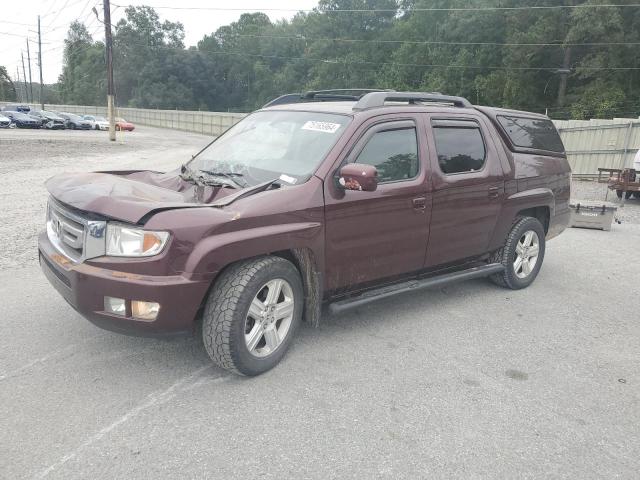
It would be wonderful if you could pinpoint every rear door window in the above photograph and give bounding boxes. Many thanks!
[432,121,486,174]
[497,115,564,153]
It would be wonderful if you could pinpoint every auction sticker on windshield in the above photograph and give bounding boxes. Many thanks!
[302,121,341,134]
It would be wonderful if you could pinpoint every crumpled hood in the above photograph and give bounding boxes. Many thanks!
[46,170,234,224]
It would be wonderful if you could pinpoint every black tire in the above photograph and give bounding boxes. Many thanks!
[70,123,76,130]
[490,216,546,290]
[115,125,121,131]
[616,189,633,199]
[202,256,303,376]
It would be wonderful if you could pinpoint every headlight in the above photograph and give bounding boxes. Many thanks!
[106,224,169,257]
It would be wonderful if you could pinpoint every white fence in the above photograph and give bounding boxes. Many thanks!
[554,118,640,176]
[2,101,638,176]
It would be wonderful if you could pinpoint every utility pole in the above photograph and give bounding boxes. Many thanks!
[16,67,22,102]
[38,15,44,110]
[103,0,116,141]
[26,39,34,105]
[557,47,572,108]
[21,52,29,103]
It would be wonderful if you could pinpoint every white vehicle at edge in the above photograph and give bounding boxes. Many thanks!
[0,113,14,128]
[83,115,110,130]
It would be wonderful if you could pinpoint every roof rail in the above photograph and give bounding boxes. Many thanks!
[263,89,393,108]
[353,91,472,111]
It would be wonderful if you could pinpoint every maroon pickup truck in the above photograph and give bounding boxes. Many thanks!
[39,90,571,375]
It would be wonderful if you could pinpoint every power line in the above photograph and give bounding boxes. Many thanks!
[40,35,640,72]
[46,0,73,26]
[214,33,640,48]
[30,30,640,52]
[112,3,640,12]
[0,20,37,27]
[63,38,640,71]
[0,31,42,40]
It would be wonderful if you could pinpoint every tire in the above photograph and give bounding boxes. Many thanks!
[490,216,546,290]
[115,125,121,131]
[70,123,76,130]
[202,256,303,376]
[616,189,633,199]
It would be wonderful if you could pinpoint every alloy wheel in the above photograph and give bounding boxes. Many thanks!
[244,279,295,357]
[513,230,540,279]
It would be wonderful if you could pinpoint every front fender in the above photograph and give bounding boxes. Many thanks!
[185,222,324,277]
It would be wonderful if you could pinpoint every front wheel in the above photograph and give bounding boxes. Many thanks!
[490,217,546,290]
[202,256,303,376]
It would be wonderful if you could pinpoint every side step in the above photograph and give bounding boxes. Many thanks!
[328,263,505,315]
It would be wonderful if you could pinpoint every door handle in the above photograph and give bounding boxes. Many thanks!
[412,197,427,209]
[488,186,500,199]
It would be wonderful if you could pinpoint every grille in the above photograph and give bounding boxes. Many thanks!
[47,199,106,262]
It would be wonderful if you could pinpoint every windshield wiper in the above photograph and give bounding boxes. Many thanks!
[180,164,239,189]
[199,170,247,188]
[210,179,280,207]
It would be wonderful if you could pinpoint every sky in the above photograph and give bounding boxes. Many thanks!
[0,0,320,84]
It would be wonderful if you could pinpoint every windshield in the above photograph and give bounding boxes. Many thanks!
[95,116,107,121]
[9,112,30,119]
[188,110,351,186]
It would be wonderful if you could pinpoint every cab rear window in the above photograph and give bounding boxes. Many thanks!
[497,115,564,153]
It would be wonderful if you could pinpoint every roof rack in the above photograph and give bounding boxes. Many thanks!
[353,91,472,110]
[263,89,393,108]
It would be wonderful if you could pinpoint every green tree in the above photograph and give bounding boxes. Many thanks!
[50,2,640,118]
[0,66,17,101]
[59,21,105,105]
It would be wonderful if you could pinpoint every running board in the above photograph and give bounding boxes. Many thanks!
[328,263,505,315]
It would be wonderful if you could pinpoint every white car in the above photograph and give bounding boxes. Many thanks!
[0,113,13,128]
[83,115,110,130]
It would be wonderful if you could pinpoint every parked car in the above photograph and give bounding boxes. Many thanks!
[3,110,41,128]
[1,104,30,113]
[0,113,12,128]
[29,110,66,130]
[58,112,92,130]
[115,117,135,131]
[39,90,571,376]
[83,115,110,130]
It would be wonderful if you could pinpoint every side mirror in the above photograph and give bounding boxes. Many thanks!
[338,163,378,192]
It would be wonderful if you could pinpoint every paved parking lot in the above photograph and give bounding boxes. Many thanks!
[1,127,639,479]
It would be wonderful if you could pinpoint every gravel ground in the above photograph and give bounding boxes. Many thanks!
[1,127,639,479]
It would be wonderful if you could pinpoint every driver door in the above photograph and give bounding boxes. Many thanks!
[323,114,432,294]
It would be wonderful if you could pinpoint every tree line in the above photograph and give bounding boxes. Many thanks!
[5,0,640,119]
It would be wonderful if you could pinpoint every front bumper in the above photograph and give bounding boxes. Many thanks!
[38,231,212,336]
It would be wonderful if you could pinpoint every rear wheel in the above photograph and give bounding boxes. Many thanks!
[616,189,633,199]
[115,125,121,131]
[490,217,546,290]
[202,256,303,376]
